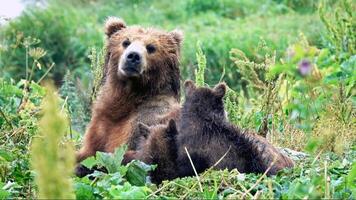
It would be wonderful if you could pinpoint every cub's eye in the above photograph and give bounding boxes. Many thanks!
[146,44,156,54]
[122,40,131,48]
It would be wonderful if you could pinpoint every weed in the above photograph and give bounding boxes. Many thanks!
[31,84,75,199]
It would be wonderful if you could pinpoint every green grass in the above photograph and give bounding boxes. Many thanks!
[153,150,356,199]
[0,0,326,90]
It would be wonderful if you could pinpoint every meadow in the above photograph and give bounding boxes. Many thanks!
[0,0,355,199]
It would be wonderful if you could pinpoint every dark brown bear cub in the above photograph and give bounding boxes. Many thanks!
[177,81,294,177]
[122,120,179,183]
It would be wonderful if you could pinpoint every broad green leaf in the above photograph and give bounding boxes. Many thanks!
[126,160,155,186]
[109,182,150,199]
[94,145,127,174]
[0,182,10,199]
[347,162,356,189]
[0,84,23,97]
[96,151,117,173]
[0,149,14,162]
[30,82,46,97]
[81,156,98,169]
[74,182,95,200]
[113,145,127,166]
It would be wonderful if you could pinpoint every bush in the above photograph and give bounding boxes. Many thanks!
[0,3,102,84]
[181,12,325,90]
[186,0,289,19]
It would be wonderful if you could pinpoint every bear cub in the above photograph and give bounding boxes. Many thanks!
[123,120,179,183]
[176,80,294,177]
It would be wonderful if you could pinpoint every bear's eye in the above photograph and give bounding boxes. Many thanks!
[122,40,131,48]
[146,44,156,54]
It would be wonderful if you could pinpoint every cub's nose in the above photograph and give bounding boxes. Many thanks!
[126,52,141,65]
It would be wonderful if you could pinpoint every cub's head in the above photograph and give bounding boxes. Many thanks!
[183,80,227,119]
[104,17,183,91]
[135,120,178,163]
[122,120,179,183]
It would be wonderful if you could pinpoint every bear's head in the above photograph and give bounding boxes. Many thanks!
[183,80,227,120]
[104,17,183,96]
[134,120,178,163]
[122,120,178,183]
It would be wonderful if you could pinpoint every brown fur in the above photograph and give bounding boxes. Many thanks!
[123,120,179,183]
[127,103,181,149]
[76,17,183,166]
[122,150,137,165]
[177,81,294,177]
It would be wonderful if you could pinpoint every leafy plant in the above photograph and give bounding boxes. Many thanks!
[230,39,285,136]
[88,47,105,102]
[194,42,206,87]
[0,78,46,198]
[319,0,355,59]
[59,72,91,136]
[75,145,155,199]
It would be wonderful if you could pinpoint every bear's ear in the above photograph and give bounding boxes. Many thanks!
[137,122,150,139]
[169,29,184,47]
[213,83,227,98]
[165,119,178,139]
[105,17,126,37]
[184,80,196,96]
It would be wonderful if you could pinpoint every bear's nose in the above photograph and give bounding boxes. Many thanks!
[126,52,141,64]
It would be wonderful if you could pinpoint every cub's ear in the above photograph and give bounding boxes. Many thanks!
[169,29,184,46]
[105,17,126,37]
[137,122,150,139]
[213,83,227,98]
[184,80,196,96]
[165,119,178,139]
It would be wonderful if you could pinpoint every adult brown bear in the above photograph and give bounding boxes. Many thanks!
[76,17,183,168]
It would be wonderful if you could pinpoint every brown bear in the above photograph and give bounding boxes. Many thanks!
[76,17,183,168]
[123,120,179,183]
[176,80,294,177]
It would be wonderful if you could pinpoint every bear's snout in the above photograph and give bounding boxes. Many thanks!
[118,42,147,77]
[126,52,142,65]
[123,51,142,75]
[121,51,142,77]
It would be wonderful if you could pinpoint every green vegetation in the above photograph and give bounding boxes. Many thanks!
[31,84,75,199]
[0,0,355,199]
[0,0,327,90]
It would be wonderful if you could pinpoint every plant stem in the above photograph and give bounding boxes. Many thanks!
[28,60,37,83]
[324,160,331,198]
[0,107,13,129]
[242,158,276,198]
[26,47,29,80]
[184,147,203,192]
[37,63,55,84]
